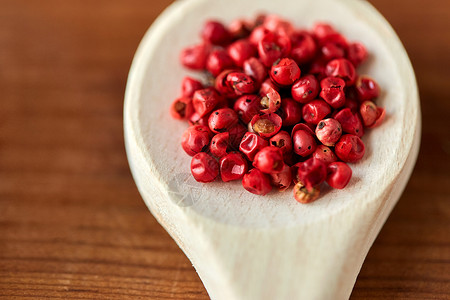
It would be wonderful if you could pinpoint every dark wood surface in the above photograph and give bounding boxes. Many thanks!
[0,0,449,299]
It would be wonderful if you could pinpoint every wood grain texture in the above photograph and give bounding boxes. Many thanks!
[0,0,448,299]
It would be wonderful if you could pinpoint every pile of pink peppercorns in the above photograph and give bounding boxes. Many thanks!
[169,14,385,203]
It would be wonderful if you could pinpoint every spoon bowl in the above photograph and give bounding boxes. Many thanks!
[124,0,420,298]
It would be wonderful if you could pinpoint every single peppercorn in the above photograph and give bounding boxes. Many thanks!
[326,162,352,189]
[253,146,285,174]
[293,181,320,204]
[270,58,301,87]
[250,113,282,138]
[302,99,331,124]
[220,152,248,182]
[210,132,230,158]
[315,118,342,146]
[191,152,219,183]
[239,132,269,161]
[208,108,239,133]
[335,134,366,163]
[291,75,319,104]
[242,168,272,195]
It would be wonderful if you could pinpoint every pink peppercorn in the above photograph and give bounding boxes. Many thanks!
[270,58,301,87]
[226,72,258,95]
[192,88,221,117]
[295,157,327,191]
[233,94,261,123]
[181,76,203,98]
[292,129,317,157]
[335,134,365,163]
[270,164,292,191]
[208,108,239,134]
[326,162,352,189]
[250,113,282,138]
[242,168,272,195]
[333,108,364,137]
[355,76,380,101]
[170,97,193,120]
[325,58,356,86]
[320,76,346,109]
[191,152,219,183]
[180,43,210,70]
[210,132,230,158]
[227,39,257,67]
[315,118,342,146]
[243,57,267,84]
[259,87,281,114]
[206,49,235,77]
[269,130,293,158]
[347,42,368,67]
[257,32,291,67]
[239,132,269,161]
[290,30,317,65]
[220,152,248,182]
[313,145,337,165]
[181,125,212,156]
[201,20,232,46]
[291,75,319,104]
[253,146,285,174]
[302,99,331,124]
[279,98,302,127]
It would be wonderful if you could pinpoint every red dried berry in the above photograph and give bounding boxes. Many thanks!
[269,130,293,158]
[333,108,364,137]
[215,69,239,98]
[270,58,301,87]
[192,88,221,117]
[313,145,337,165]
[233,94,261,123]
[227,39,257,67]
[226,72,258,95]
[320,77,346,109]
[347,42,368,67]
[279,98,302,127]
[260,78,280,94]
[355,76,380,101]
[243,57,267,84]
[325,58,356,86]
[229,19,251,40]
[250,113,282,138]
[249,25,271,46]
[242,168,272,195]
[181,77,203,98]
[180,43,210,70]
[181,125,212,156]
[253,146,285,174]
[326,162,352,189]
[206,49,235,77]
[293,181,320,203]
[170,97,193,120]
[259,87,281,114]
[315,118,342,146]
[290,31,317,65]
[191,152,219,183]
[291,75,319,104]
[220,152,248,182]
[295,157,327,191]
[188,112,209,126]
[263,15,294,37]
[201,20,231,46]
[302,99,331,124]
[228,123,248,149]
[210,132,230,158]
[208,108,239,133]
[335,134,365,163]
[257,32,291,67]
[320,43,345,61]
[292,129,317,157]
[270,164,292,191]
[239,132,269,161]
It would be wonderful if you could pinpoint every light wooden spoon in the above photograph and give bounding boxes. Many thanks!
[124,0,420,299]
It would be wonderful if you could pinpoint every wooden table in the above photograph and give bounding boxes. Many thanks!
[0,0,449,299]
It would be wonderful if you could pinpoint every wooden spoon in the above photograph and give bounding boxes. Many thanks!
[124,0,420,299]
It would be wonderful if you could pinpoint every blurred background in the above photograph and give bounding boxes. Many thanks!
[0,0,449,299]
